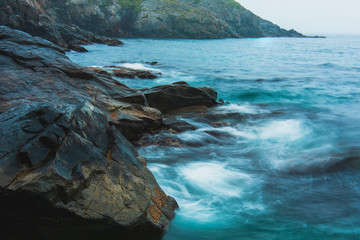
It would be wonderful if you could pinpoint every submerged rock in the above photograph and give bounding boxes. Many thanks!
[0,26,177,239]
[68,44,88,52]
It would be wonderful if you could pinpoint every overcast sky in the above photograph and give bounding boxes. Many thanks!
[237,0,360,34]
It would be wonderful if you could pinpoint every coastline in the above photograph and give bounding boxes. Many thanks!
[0,26,223,239]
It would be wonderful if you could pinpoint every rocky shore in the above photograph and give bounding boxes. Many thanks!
[0,1,308,238]
[0,26,220,239]
[0,0,124,52]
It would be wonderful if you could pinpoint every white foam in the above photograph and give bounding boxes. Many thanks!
[217,103,268,114]
[259,119,307,141]
[213,126,257,139]
[120,62,161,72]
[242,202,266,211]
[179,162,253,197]
[177,199,218,221]
[178,131,213,143]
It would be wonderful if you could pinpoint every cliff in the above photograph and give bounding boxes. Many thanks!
[0,0,303,48]
[0,0,124,51]
[50,0,303,38]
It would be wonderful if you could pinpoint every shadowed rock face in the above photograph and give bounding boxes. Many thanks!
[0,102,177,239]
[0,26,181,239]
[0,0,303,44]
[0,26,220,239]
[0,0,123,51]
[62,0,304,38]
[117,82,218,113]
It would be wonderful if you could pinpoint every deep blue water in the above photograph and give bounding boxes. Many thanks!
[68,35,360,239]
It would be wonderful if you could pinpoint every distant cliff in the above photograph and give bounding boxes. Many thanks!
[51,0,303,38]
[0,0,303,48]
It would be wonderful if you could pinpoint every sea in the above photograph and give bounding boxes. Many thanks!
[67,35,360,240]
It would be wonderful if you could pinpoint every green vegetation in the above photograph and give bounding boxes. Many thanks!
[117,0,145,12]
[225,0,244,9]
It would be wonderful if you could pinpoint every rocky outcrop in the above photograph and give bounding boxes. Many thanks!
[132,0,303,38]
[116,81,218,113]
[0,26,179,239]
[0,0,123,51]
[1,0,303,44]
[59,0,304,38]
[0,102,177,239]
[89,66,161,79]
[0,26,221,239]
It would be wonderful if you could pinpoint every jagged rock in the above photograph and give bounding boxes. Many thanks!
[110,66,160,79]
[0,102,178,239]
[108,103,164,141]
[117,81,219,113]
[0,0,123,50]
[68,44,88,52]
[164,119,196,133]
[136,136,185,148]
[56,23,124,47]
[88,66,112,76]
[0,26,177,239]
[0,25,134,113]
[89,66,161,79]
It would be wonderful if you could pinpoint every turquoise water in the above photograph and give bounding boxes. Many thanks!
[68,36,360,239]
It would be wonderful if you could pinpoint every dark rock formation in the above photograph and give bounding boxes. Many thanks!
[109,103,164,141]
[110,66,161,79]
[1,0,303,44]
[117,81,219,113]
[0,26,221,238]
[165,119,196,133]
[0,26,179,239]
[53,0,303,38]
[0,103,177,239]
[89,66,161,79]
[0,0,123,51]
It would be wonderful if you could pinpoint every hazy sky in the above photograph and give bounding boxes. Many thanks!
[237,0,360,34]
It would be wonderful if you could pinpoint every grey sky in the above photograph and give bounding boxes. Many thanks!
[237,0,360,34]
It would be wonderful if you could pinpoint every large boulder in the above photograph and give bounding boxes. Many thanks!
[117,81,219,113]
[0,26,177,239]
[0,102,177,239]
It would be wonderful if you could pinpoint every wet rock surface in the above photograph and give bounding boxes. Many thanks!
[0,0,123,51]
[118,81,219,113]
[110,66,161,79]
[89,66,161,79]
[0,102,177,240]
[0,26,182,239]
[0,26,222,239]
